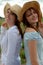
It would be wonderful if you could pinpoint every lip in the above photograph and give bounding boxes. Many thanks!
[32,18,36,20]
[6,18,9,19]
[32,17,37,20]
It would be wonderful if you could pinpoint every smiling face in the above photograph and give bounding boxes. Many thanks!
[25,8,38,24]
[5,8,16,26]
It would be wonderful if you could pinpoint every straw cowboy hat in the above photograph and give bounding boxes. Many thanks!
[20,1,42,22]
[4,3,21,20]
[4,3,11,16]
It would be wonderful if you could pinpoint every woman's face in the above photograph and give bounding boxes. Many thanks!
[25,8,38,24]
[5,8,16,25]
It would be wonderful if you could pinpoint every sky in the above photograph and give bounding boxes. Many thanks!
[0,0,43,17]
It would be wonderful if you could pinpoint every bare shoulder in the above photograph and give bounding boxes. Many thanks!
[25,28,36,32]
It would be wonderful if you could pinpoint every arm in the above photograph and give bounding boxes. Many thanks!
[1,22,8,41]
[28,40,39,65]
[1,26,7,43]
[25,28,40,65]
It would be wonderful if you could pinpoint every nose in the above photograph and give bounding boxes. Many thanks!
[32,13,35,17]
[32,13,35,16]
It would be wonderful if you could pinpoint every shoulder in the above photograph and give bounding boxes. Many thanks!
[25,28,36,33]
[8,26,19,34]
[24,28,42,40]
[7,26,21,38]
[7,26,22,40]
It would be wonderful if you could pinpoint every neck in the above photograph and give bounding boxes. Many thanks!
[7,23,15,28]
[32,23,37,28]
[31,23,38,31]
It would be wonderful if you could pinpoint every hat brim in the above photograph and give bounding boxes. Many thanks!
[19,1,42,22]
[4,3,11,16]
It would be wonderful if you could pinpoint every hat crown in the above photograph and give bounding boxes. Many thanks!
[4,3,21,20]
[11,4,21,14]
[19,1,42,22]
[10,4,21,19]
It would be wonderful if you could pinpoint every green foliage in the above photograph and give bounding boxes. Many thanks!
[41,17,43,21]
[0,17,5,26]
[20,41,26,64]
[20,22,26,34]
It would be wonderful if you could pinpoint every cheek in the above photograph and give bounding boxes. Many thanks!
[26,17,32,22]
[35,14,38,18]
[11,16,16,22]
[13,17,16,22]
[35,14,38,21]
[10,15,13,20]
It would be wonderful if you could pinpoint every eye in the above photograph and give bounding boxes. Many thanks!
[26,13,32,17]
[33,10,37,14]
[7,11,10,13]
[7,10,10,14]
[11,12,14,15]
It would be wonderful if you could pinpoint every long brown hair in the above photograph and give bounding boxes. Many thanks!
[22,8,39,32]
[12,12,23,38]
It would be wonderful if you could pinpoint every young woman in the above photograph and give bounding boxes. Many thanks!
[1,3,23,65]
[20,1,43,65]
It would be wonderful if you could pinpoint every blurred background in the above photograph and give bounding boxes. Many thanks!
[0,0,43,65]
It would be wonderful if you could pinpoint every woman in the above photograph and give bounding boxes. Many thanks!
[1,3,23,65]
[20,1,43,65]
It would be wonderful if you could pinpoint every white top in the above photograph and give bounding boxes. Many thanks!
[1,25,22,65]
